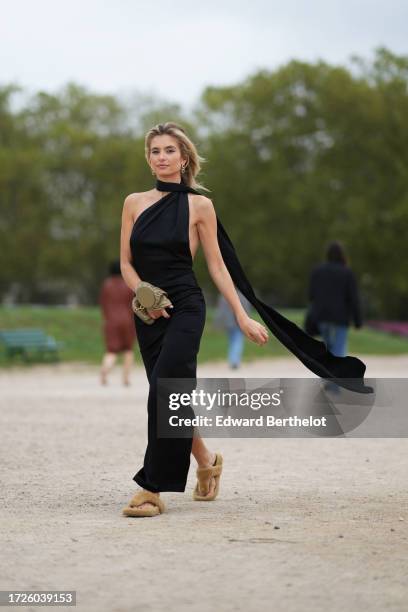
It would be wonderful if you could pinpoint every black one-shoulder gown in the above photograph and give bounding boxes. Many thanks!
[129,179,371,493]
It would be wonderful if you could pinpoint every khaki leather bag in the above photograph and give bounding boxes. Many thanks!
[132,281,172,325]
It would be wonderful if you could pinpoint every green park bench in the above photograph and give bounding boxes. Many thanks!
[0,328,64,362]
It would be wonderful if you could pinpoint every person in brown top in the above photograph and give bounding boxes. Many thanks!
[99,260,137,385]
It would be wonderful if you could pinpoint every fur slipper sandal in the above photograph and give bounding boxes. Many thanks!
[122,490,165,517]
[193,453,223,501]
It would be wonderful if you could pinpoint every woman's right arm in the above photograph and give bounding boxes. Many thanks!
[120,194,173,320]
[120,194,142,292]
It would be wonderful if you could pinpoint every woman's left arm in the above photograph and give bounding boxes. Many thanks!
[196,196,269,346]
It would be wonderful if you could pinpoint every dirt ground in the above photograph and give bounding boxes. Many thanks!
[1,355,407,612]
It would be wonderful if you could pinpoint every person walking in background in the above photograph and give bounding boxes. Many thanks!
[214,288,253,369]
[99,260,137,386]
[307,240,362,358]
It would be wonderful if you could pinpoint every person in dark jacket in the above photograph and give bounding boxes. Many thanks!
[308,241,362,357]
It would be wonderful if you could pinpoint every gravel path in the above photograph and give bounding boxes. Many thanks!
[1,356,407,612]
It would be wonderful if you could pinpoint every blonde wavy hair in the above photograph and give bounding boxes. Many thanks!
[145,122,210,192]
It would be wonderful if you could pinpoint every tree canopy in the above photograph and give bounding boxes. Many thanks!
[1,48,407,317]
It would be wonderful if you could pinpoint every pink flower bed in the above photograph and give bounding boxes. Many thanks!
[366,321,408,338]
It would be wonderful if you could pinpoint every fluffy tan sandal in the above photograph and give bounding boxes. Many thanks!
[193,453,223,501]
[122,490,165,517]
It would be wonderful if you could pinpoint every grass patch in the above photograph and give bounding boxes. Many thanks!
[0,305,407,368]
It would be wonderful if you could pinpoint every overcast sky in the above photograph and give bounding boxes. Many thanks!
[1,0,407,110]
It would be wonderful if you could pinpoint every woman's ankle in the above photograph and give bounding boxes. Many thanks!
[196,451,216,468]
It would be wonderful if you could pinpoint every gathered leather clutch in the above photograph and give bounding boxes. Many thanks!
[132,281,172,325]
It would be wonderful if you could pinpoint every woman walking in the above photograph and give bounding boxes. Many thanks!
[120,122,370,518]
[99,260,137,386]
[214,289,253,369]
[308,241,363,357]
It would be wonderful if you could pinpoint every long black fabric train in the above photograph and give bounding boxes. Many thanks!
[154,179,372,395]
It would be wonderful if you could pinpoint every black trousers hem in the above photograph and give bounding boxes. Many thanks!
[132,474,187,493]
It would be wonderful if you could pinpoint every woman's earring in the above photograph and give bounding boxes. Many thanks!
[151,167,155,175]
[181,164,186,174]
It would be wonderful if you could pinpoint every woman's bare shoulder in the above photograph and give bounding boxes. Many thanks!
[124,189,156,205]
[191,193,213,208]
[191,194,214,221]
[123,190,158,224]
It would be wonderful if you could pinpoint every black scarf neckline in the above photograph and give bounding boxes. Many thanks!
[156,178,201,195]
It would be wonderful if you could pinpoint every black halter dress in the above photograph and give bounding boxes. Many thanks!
[129,179,371,493]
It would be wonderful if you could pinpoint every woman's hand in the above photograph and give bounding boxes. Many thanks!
[147,304,174,320]
[237,314,269,346]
